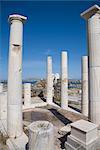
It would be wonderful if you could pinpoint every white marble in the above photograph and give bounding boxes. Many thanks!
[28,121,54,150]
[6,132,28,150]
[65,135,97,150]
[59,124,71,134]
[7,13,28,149]
[47,56,53,104]
[65,119,98,149]
[81,56,88,117]
[7,14,27,137]
[61,51,68,109]
[70,119,98,145]
[24,83,31,106]
[81,5,100,126]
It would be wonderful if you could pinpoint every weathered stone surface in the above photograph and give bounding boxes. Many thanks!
[6,132,28,150]
[24,83,31,106]
[65,135,97,150]
[8,14,27,138]
[70,119,98,145]
[81,56,88,117]
[28,121,54,150]
[61,51,68,110]
[7,14,28,149]
[65,119,98,150]
[59,124,71,135]
[81,5,100,126]
[47,56,53,104]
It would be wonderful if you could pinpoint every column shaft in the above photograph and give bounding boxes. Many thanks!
[81,56,88,116]
[47,56,53,104]
[88,13,100,125]
[61,51,68,109]
[8,15,26,138]
[24,83,31,106]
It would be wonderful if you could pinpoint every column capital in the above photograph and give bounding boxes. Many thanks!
[81,5,100,20]
[8,14,27,23]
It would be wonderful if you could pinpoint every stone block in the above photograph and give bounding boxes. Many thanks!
[65,120,98,150]
[65,135,97,150]
[70,119,98,145]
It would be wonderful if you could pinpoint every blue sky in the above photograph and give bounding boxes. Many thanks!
[0,1,100,80]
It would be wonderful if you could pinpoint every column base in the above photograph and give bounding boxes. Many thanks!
[65,135,97,150]
[0,120,7,136]
[6,132,28,150]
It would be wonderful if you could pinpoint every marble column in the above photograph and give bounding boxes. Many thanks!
[47,56,53,104]
[61,51,68,109]
[28,121,54,150]
[24,83,31,106]
[0,83,3,92]
[81,56,88,116]
[81,5,100,126]
[7,14,27,138]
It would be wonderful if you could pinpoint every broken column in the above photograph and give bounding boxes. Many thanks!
[28,121,54,150]
[7,14,28,149]
[47,56,53,104]
[61,51,68,109]
[81,56,88,117]
[24,83,31,106]
[81,5,100,126]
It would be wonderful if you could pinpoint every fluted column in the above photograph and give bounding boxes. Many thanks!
[7,14,27,138]
[47,56,53,104]
[61,51,68,109]
[81,5,100,126]
[81,56,88,116]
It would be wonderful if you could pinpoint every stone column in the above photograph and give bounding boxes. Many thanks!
[47,56,53,104]
[81,5,100,126]
[24,83,31,106]
[7,14,27,138]
[81,56,88,116]
[28,121,54,150]
[0,83,3,93]
[61,51,68,109]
